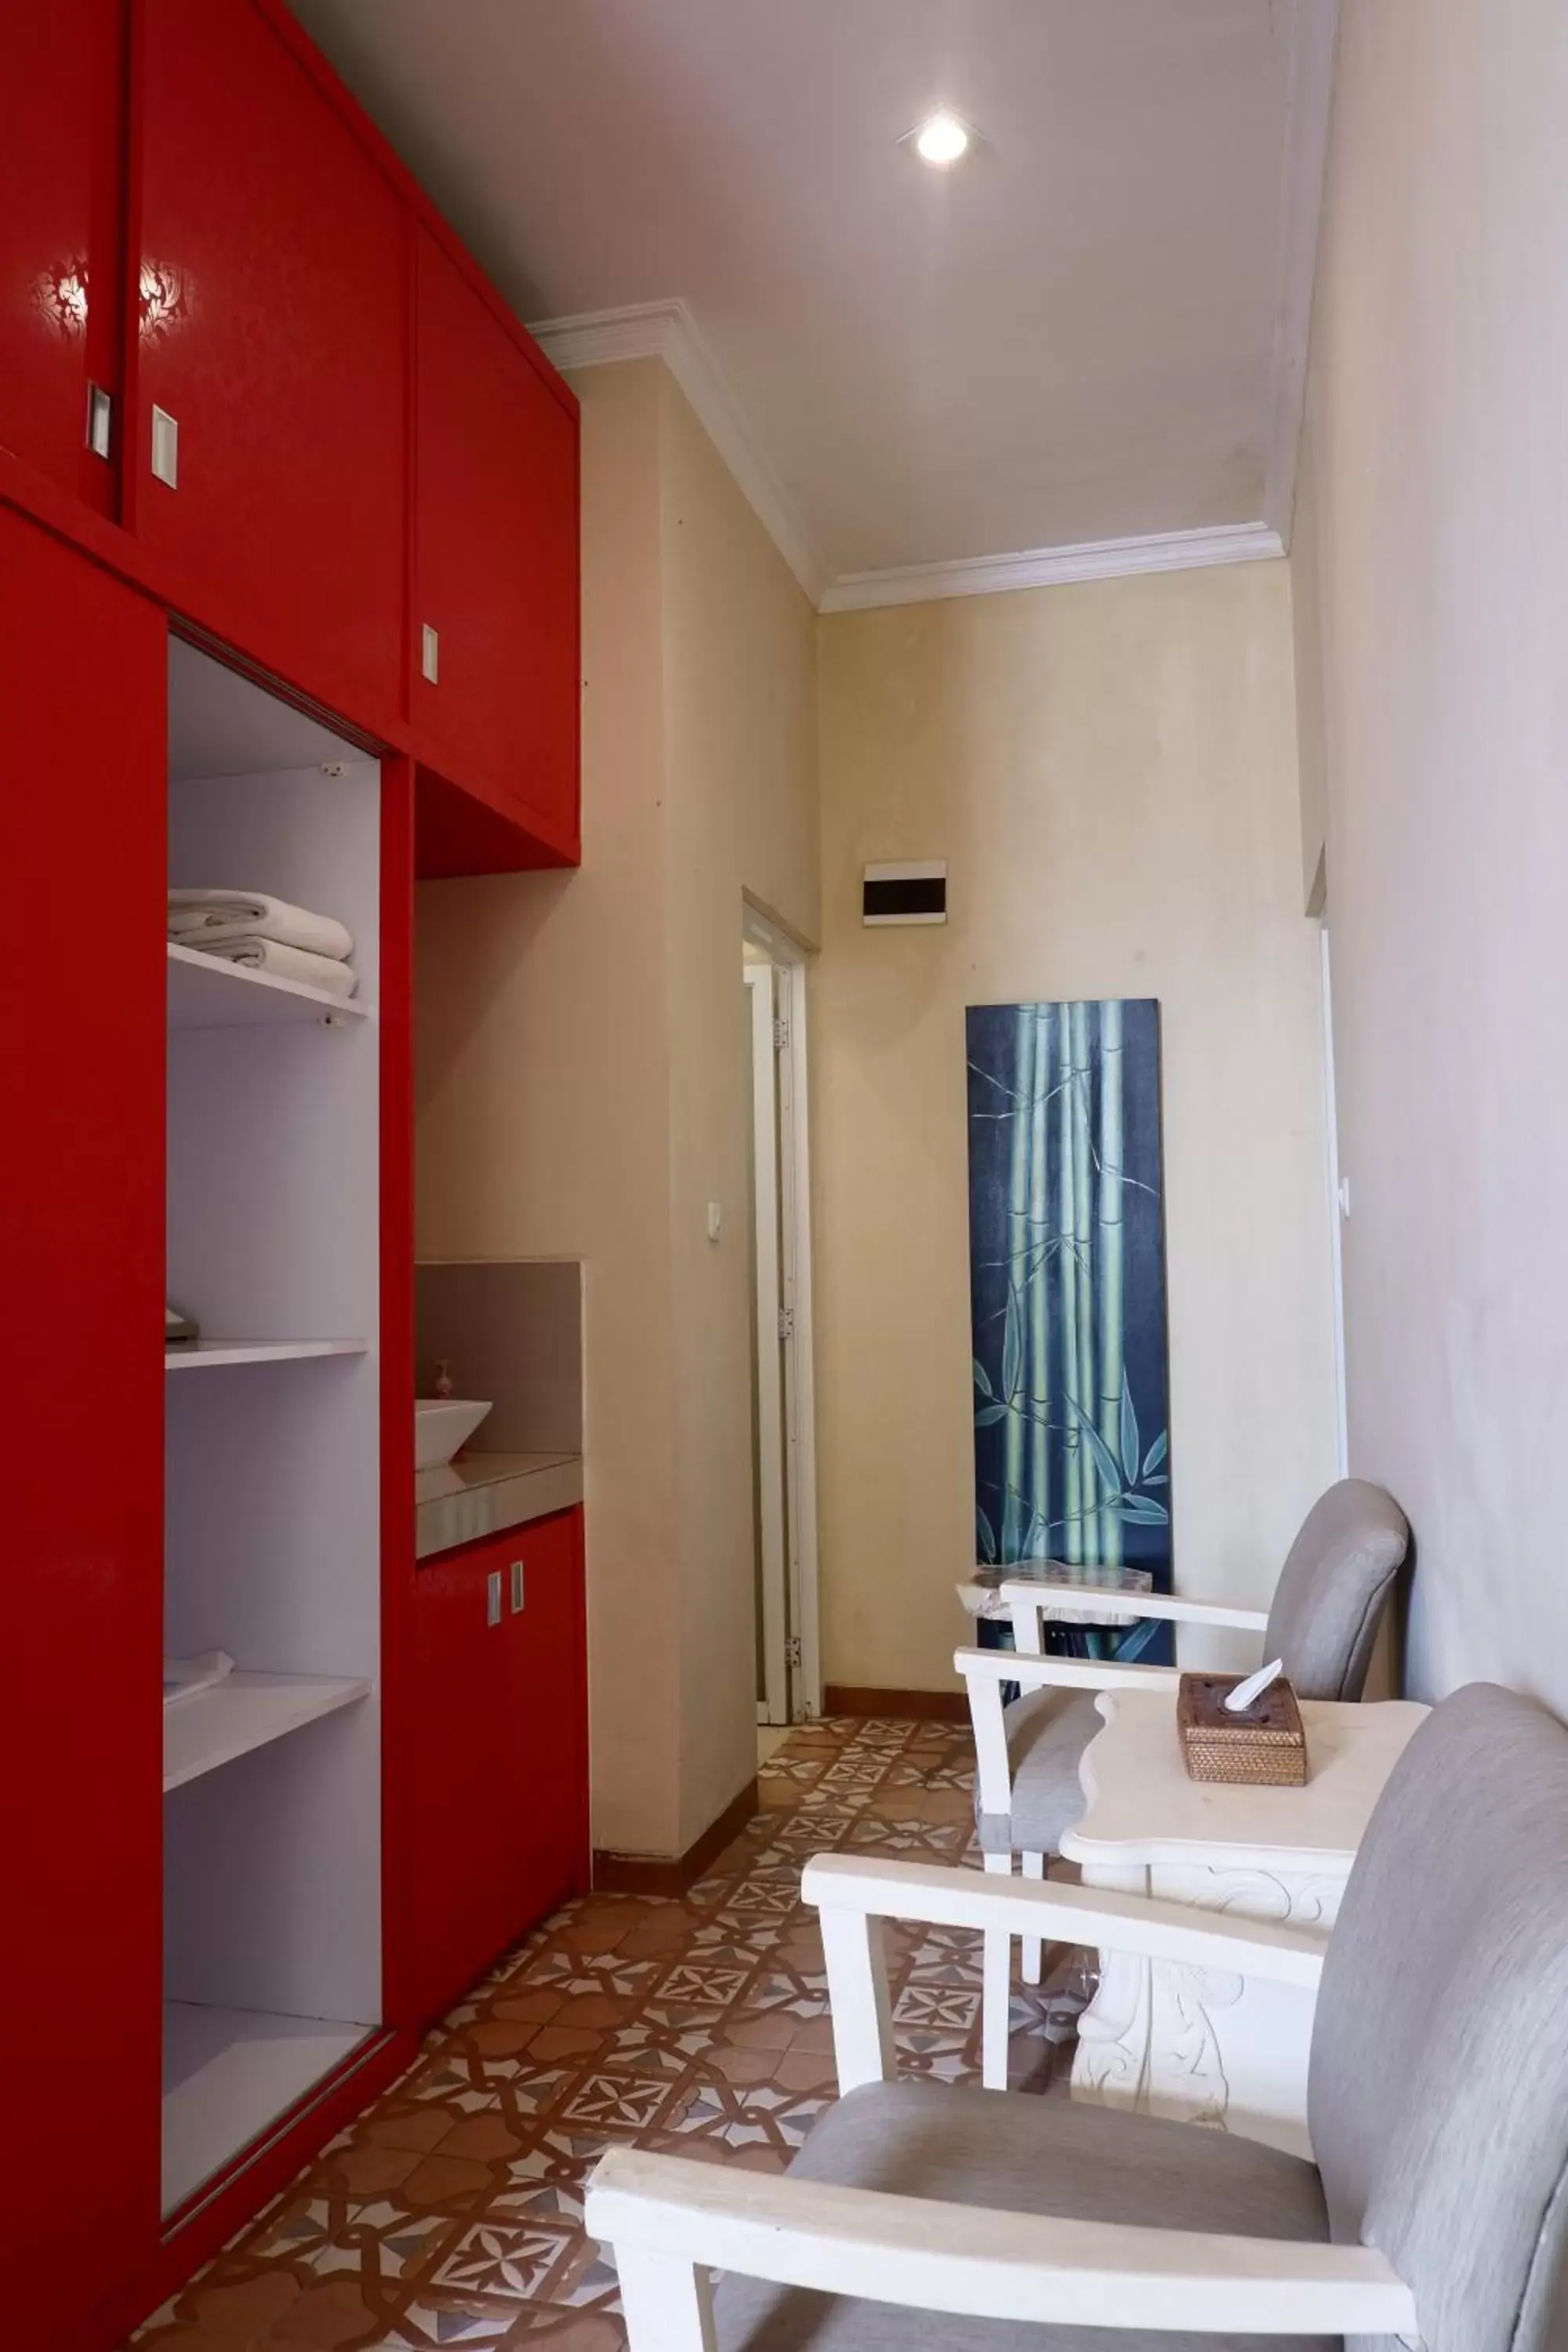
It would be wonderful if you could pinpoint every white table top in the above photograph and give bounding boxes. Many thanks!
[1060,1690,1430,1874]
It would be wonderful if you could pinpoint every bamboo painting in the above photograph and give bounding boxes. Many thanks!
[967,998,1172,1639]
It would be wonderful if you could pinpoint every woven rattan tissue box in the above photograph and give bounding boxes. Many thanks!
[1178,1672,1308,1786]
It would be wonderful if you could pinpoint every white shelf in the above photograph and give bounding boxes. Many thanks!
[165,1338,368,1371]
[163,1671,370,1793]
[162,2001,370,2216]
[167,940,368,1028]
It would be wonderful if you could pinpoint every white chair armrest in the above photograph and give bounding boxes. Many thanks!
[804,1853,1327,1990]
[803,1850,1327,2097]
[956,1646,1178,1824]
[1000,1580,1269,1640]
[587,2147,1417,2342]
[958,1644,1181,1695]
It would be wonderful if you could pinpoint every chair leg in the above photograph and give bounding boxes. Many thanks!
[1020,1850,1045,1984]
[982,1851,1012,2089]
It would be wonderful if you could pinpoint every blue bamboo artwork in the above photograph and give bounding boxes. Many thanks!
[967,999,1172,1659]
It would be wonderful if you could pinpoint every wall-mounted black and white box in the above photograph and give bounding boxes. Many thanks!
[862,860,947,926]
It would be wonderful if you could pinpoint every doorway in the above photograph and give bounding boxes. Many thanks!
[742,909,820,1726]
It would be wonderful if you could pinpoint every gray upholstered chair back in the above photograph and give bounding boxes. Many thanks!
[1263,1478,1409,1700]
[1308,1682,1568,2352]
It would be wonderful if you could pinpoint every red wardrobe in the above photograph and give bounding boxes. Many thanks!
[2,8,587,2344]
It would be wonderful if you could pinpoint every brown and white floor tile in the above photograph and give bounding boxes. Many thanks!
[128,1715,1083,2352]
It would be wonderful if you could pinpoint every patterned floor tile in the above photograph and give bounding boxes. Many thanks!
[127,1716,1083,2352]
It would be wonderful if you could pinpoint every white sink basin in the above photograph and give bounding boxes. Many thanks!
[416,1397,494,1471]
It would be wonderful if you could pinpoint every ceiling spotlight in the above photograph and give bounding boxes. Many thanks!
[913,108,973,167]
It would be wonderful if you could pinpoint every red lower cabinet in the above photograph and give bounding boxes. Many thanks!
[2,507,165,2345]
[389,1508,588,2027]
[504,1508,591,1928]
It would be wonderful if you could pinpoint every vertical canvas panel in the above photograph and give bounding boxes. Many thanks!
[967,1000,1172,1634]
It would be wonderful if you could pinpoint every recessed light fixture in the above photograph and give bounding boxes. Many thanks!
[912,108,973,167]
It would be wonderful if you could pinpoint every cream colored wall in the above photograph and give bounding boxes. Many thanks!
[416,361,682,1856]
[1291,2,1568,1712]
[813,563,1337,1695]
[416,358,820,1857]
[1289,416,1330,914]
[656,372,819,1849]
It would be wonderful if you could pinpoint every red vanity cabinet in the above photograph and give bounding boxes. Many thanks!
[390,1539,514,2024]
[2,506,165,2343]
[387,1508,589,2028]
[131,0,408,731]
[504,1506,592,1926]
[412,227,580,858]
[0,0,129,517]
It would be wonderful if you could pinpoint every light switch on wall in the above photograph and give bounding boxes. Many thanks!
[706,1202,724,1243]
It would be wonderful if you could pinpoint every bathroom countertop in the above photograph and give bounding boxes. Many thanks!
[416,1450,583,1562]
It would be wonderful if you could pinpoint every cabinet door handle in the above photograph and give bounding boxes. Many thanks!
[421,622,440,683]
[151,405,179,488]
[510,1559,525,1613]
[85,383,113,459]
[486,1570,503,1627]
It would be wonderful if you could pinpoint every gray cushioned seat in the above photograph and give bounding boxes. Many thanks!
[975,1479,1410,1860]
[1308,1682,1568,2352]
[713,2078,1333,2352]
[716,1686,1568,2352]
[975,1687,1101,1856]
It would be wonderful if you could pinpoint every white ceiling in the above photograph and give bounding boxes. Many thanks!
[286,0,1335,605]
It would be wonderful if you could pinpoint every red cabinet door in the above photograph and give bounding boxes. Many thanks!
[506,1509,590,1924]
[413,228,579,851]
[394,1547,510,2024]
[0,509,165,2342]
[0,0,128,516]
[132,0,407,729]
[387,1512,587,2027]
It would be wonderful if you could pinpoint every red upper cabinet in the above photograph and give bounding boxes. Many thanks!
[132,0,407,730]
[0,0,128,516]
[413,227,579,855]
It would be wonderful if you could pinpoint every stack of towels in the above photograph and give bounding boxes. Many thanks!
[168,888,358,1000]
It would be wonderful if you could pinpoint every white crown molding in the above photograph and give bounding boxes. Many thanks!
[528,298,827,604]
[1262,0,1340,546]
[535,216,1317,615]
[818,521,1284,614]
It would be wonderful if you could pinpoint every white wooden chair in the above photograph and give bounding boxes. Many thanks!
[958,1477,1409,2083]
[587,1682,1568,2352]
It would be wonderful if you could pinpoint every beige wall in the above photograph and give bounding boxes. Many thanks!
[1291,2,1568,1711]
[657,370,819,1849]
[416,359,818,1857]
[813,563,1338,1695]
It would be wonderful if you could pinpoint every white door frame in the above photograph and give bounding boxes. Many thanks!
[744,906,822,1722]
[746,960,789,1726]
[1319,921,1349,1476]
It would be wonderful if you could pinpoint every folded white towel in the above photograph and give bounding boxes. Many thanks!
[168,889,354,962]
[187,937,359,998]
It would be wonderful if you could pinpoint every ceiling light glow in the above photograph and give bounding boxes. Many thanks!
[913,109,971,167]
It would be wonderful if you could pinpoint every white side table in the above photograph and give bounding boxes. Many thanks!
[1060,1690,1428,2158]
